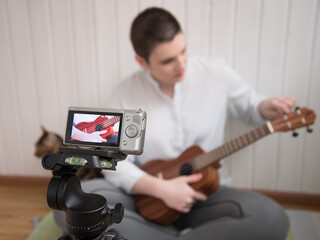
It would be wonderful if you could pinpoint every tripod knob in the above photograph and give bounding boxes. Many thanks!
[112,203,124,224]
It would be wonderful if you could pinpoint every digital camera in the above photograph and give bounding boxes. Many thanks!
[64,107,147,155]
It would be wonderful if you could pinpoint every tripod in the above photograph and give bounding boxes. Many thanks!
[42,147,127,240]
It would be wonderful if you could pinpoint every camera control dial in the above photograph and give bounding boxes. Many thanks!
[125,125,138,138]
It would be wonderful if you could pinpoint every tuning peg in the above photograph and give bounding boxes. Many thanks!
[292,130,299,137]
[295,106,302,115]
[307,126,313,133]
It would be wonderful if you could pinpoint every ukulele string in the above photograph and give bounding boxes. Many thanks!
[188,125,270,173]
[86,116,120,133]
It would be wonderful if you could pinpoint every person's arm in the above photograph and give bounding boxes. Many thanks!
[258,96,296,120]
[105,156,207,213]
[221,60,295,124]
[71,126,107,143]
[132,173,207,213]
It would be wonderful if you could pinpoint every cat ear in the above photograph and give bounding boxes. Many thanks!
[41,125,48,134]
[46,133,61,145]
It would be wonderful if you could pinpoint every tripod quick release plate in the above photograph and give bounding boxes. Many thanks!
[42,146,127,172]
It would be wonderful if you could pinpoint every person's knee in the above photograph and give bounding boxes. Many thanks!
[218,188,290,239]
[247,193,290,239]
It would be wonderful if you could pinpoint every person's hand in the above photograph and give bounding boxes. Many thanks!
[258,96,296,120]
[159,173,207,213]
[72,127,108,143]
[87,130,108,143]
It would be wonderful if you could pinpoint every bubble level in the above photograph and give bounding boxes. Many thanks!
[101,160,113,169]
[65,157,88,166]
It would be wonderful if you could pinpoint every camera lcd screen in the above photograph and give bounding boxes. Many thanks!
[65,110,123,148]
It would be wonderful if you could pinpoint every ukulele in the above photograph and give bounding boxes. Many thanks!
[75,116,120,139]
[135,107,316,225]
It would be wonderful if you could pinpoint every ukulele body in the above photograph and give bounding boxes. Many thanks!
[75,116,115,139]
[135,146,220,225]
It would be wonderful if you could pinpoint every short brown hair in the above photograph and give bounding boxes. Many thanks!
[130,7,182,62]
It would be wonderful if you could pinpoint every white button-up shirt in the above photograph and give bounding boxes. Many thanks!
[104,57,266,193]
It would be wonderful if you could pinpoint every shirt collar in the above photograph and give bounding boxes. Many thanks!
[144,71,181,102]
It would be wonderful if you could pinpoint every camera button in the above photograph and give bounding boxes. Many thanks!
[125,125,138,138]
[123,140,128,145]
[125,116,130,121]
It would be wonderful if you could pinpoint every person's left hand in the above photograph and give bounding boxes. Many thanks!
[258,96,296,120]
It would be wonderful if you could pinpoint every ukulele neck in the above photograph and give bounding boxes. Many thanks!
[192,123,272,171]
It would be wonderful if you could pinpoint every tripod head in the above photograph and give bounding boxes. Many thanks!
[42,146,127,240]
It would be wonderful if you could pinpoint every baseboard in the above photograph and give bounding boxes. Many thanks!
[0,175,51,188]
[251,189,320,212]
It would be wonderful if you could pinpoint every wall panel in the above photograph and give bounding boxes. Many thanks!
[277,0,318,191]
[28,0,60,132]
[301,1,320,193]
[139,0,162,10]
[94,0,120,108]
[229,0,262,188]
[0,116,6,174]
[6,0,42,175]
[0,0,13,174]
[116,0,139,80]
[48,0,78,136]
[185,0,211,56]
[163,0,186,32]
[70,0,99,107]
[209,0,236,63]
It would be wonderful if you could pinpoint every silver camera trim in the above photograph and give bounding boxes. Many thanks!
[64,107,147,155]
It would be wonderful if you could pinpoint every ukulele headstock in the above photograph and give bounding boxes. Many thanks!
[270,107,316,133]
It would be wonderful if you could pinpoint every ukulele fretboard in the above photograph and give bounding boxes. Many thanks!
[191,124,271,171]
[85,116,120,133]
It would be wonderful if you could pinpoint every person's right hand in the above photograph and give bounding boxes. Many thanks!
[88,130,108,143]
[72,127,108,143]
[159,173,207,213]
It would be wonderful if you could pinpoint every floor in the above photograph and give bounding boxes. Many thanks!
[0,185,320,240]
[287,209,320,240]
[0,186,49,240]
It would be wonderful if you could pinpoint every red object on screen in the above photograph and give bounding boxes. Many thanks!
[75,116,120,139]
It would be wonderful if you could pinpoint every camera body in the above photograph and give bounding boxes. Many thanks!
[64,107,147,155]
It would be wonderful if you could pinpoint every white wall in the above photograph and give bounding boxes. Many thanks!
[0,0,319,194]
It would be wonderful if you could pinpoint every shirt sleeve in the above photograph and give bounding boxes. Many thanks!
[103,155,146,193]
[219,61,267,125]
[102,82,147,193]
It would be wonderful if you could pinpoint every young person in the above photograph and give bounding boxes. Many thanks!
[55,7,295,240]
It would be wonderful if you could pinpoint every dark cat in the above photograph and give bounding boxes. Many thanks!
[35,126,103,180]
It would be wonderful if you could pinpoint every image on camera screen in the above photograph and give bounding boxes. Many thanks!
[65,111,122,148]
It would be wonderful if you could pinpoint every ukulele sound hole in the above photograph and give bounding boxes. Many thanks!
[95,124,103,131]
[180,163,193,176]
